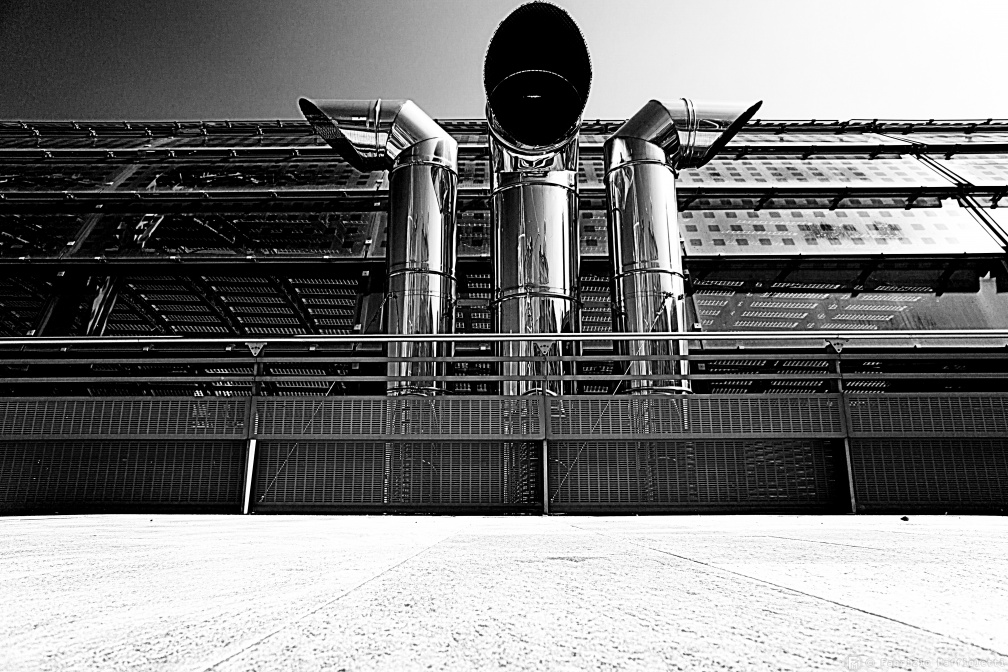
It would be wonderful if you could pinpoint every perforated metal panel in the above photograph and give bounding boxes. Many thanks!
[0,440,243,513]
[256,397,543,439]
[694,283,1008,333]
[0,397,247,438]
[680,202,1000,256]
[851,439,1008,513]
[252,439,538,510]
[728,132,908,148]
[677,156,951,188]
[253,440,386,509]
[548,439,842,512]
[935,154,1008,187]
[687,396,844,436]
[846,394,1008,436]
[388,441,505,506]
[549,395,843,438]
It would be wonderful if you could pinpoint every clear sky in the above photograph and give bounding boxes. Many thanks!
[1,0,1005,122]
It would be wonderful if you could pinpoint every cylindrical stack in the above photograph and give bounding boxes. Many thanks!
[605,136,689,393]
[604,98,762,394]
[299,98,458,395]
[484,2,591,396]
[386,139,458,395]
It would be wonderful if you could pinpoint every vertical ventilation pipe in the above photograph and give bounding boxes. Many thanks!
[484,2,592,396]
[300,98,458,395]
[604,99,761,393]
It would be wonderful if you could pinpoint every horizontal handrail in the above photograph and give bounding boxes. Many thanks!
[3,329,1008,347]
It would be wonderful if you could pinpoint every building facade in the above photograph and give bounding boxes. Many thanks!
[1,113,1007,514]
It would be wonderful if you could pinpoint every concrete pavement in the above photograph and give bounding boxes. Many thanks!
[1,515,1005,671]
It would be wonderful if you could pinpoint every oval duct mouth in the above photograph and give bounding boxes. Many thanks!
[484,2,591,148]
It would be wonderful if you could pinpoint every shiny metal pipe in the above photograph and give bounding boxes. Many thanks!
[386,147,457,395]
[604,99,761,393]
[484,2,591,396]
[491,169,579,396]
[300,98,458,395]
[605,137,688,393]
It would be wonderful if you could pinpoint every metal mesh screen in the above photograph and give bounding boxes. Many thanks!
[388,441,505,506]
[851,439,1008,513]
[549,396,843,437]
[0,398,248,438]
[0,440,243,513]
[252,440,539,510]
[253,440,386,509]
[548,439,842,512]
[847,394,1008,436]
[257,397,543,439]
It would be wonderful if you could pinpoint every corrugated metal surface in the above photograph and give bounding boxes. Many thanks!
[548,439,843,512]
[0,440,243,513]
[851,439,1008,513]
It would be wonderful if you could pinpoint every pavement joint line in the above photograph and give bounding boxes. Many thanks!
[753,535,888,551]
[194,525,467,672]
[569,524,1008,660]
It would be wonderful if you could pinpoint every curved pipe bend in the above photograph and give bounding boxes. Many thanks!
[298,98,457,172]
[607,99,763,171]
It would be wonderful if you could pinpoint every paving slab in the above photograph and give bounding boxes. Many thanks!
[0,515,1005,671]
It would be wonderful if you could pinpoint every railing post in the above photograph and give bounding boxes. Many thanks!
[540,393,550,515]
[831,345,857,514]
[242,438,257,515]
[241,394,259,514]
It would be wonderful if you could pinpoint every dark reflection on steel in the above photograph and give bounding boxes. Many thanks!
[300,98,458,395]
[485,3,591,396]
[605,99,761,393]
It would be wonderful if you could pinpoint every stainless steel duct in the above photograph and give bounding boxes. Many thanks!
[300,98,458,395]
[484,2,591,396]
[605,99,761,393]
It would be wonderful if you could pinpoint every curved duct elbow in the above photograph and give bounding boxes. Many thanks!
[669,99,762,169]
[484,2,591,149]
[298,97,456,172]
[608,99,762,169]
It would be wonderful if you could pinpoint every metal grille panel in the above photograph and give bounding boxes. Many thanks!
[548,439,841,511]
[257,397,543,439]
[253,440,386,508]
[549,395,842,437]
[388,441,505,506]
[0,398,248,438]
[846,394,1008,436]
[851,438,1008,513]
[0,440,242,512]
[252,440,537,510]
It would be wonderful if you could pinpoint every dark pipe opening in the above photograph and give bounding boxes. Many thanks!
[484,2,591,148]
